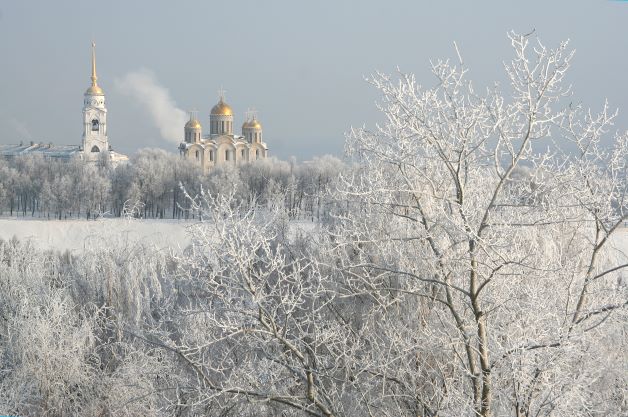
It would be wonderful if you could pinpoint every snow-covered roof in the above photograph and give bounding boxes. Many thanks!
[0,143,81,159]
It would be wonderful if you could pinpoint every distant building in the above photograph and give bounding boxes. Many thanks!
[0,43,128,164]
[178,92,269,172]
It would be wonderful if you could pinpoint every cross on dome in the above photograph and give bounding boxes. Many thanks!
[218,87,227,102]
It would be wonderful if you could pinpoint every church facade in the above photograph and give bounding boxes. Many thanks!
[178,94,268,172]
[0,43,128,164]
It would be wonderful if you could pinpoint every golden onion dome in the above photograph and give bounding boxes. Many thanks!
[249,119,262,130]
[85,85,104,96]
[185,119,202,129]
[211,99,233,116]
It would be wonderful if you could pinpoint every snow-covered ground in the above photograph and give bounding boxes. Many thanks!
[0,217,193,254]
[0,217,625,261]
[611,226,628,261]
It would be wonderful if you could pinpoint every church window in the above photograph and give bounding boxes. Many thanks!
[195,150,199,160]
[91,145,100,153]
[209,150,213,161]
[256,149,260,158]
[241,149,245,158]
[91,119,99,131]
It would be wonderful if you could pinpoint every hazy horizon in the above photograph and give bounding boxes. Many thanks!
[1,1,626,161]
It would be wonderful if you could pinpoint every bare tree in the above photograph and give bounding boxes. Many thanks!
[334,31,628,416]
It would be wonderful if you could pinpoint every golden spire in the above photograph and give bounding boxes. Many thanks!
[91,42,98,86]
[85,41,104,96]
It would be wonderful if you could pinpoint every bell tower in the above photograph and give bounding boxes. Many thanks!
[82,42,109,158]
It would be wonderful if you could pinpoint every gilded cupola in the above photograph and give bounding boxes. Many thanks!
[210,97,233,116]
[210,90,234,136]
[184,111,202,143]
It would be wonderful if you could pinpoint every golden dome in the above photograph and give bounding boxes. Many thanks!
[185,119,202,129]
[242,118,262,130]
[85,85,104,96]
[211,99,233,116]
[249,119,262,130]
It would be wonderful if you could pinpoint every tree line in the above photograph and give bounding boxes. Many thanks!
[0,150,345,221]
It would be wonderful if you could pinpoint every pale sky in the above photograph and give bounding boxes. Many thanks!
[0,1,626,160]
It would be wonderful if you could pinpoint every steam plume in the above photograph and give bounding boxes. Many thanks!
[116,70,186,143]
[10,118,33,140]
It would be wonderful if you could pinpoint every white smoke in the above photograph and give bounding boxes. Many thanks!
[115,69,187,144]
[9,118,33,140]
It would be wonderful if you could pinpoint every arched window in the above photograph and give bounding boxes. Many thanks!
[91,119,99,131]
[91,145,100,153]
[225,150,229,161]
[256,149,260,158]
[209,150,213,161]
[195,150,199,160]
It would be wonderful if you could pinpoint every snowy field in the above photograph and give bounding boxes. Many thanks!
[0,217,319,254]
[0,217,193,254]
[0,217,625,259]
[611,227,628,264]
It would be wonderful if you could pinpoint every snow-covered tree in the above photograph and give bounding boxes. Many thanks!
[331,31,628,416]
[112,32,628,417]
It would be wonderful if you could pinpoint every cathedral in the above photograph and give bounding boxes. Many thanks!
[1,43,270,170]
[0,43,128,164]
[178,92,269,172]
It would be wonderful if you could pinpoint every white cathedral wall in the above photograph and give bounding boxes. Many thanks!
[235,144,248,164]
[249,143,266,161]
[185,144,205,169]
[216,143,236,165]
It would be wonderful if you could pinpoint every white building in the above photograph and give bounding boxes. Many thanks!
[178,93,268,172]
[0,43,128,164]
